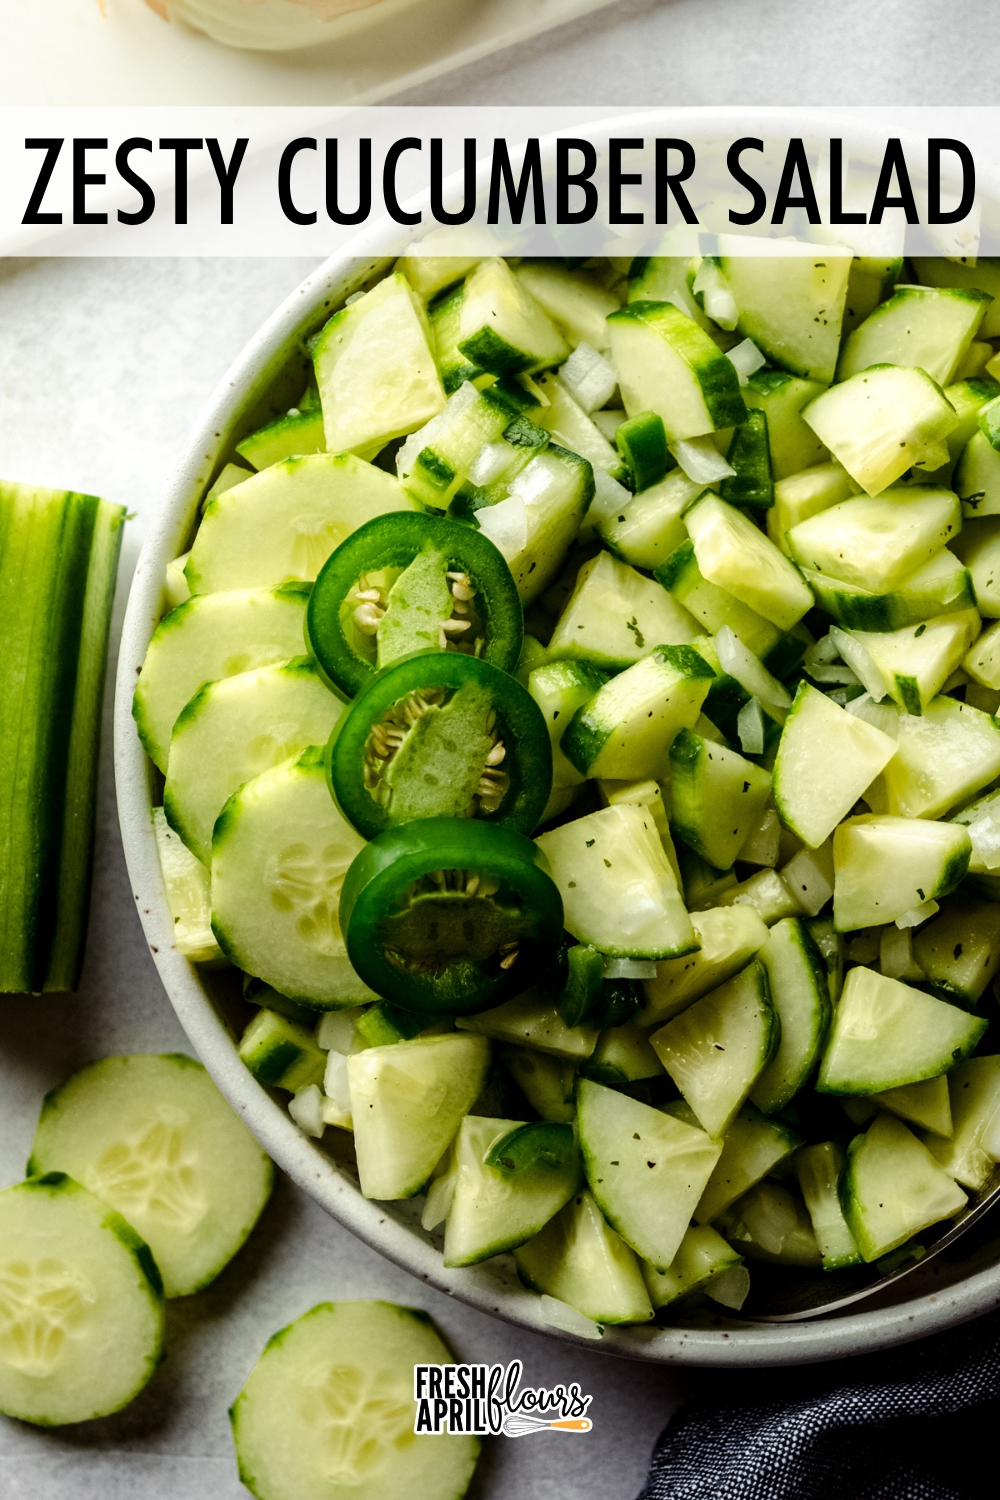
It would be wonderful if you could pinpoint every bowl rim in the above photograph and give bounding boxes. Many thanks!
[114,106,1000,1367]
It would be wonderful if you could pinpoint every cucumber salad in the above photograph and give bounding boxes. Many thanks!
[136,248,1000,1330]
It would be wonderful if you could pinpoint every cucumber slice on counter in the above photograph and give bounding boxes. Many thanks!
[773,683,897,849]
[796,1141,861,1270]
[561,645,714,782]
[547,549,700,671]
[347,1033,490,1200]
[607,300,746,442]
[186,454,410,593]
[684,493,813,631]
[458,257,570,375]
[577,1078,722,1271]
[134,584,312,775]
[694,1102,802,1225]
[456,991,598,1062]
[152,807,223,964]
[816,966,986,1095]
[668,728,772,870]
[313,272,446,457]
[801,548,975,633]
[926,1056,1000,1190]
[841,1112,967,1262]
[801,366,959,496]
[535,803,697,959]
[650,959,777,1138]
[641,905,769,1026]
[164,658,342,865]
[832,815,971,931]
[211,747,368,1007]
[786,486,962,594]
[230,1300,480,1500]
[640,1223,746,1310]
[749,917,831,1116]
[716,237,851,383]
[28,1054,273,1298]
[837,284,990,386]
[514,1188,653,1325]
[0,1175,164,1426]
[442,1115,581,1266]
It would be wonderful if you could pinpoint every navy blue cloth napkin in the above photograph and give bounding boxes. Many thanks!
[638,1309,1000,1499]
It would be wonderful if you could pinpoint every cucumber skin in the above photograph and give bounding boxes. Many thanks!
[610,302,748,430]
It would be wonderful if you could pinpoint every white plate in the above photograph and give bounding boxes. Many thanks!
[2,0,623,106]
[115,107,1000,1365]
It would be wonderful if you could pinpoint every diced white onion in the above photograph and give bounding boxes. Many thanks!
[289,1084,325,1139]
[846,693,899,739]
[468,441,514,487]
[781,845,834,918]
[737,696,765,754]
[669,435,736,484]
[603,956,657,980]
[476,496,528,560]
[968,815,1000,871]
[538,1295,603,1339]
[704,1265,751,1311]
[316,1008,362,1054]
[587,468,633,524]
[829,627,890,702]
[879,926,925,981]
[560,343,618,413]
[726,338,767,385]
[324,1050,353,1114]
[895,899,940,930]
[691,260,739,330]
[421,1169,457,1232]
[716,627,791,715]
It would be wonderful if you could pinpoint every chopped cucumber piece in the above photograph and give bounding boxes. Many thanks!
[456,989,598,1061]
[640,1223,745,1310]
[1,482,125,994]
[802,548,975,633]
[841,1111,966,1261]
[152,807,223,964]
[514,1188,653,1324]
[535,803,697,959]
[577,1078,721,1271]
[956,429,1000,517]
[529,659,608,796]
[695,1102,802,1224]
[750,917,831,1116]
[684,493,814,631]
[837,285,990,385]
[583,1019,664,1085]
[873,1075,953,1137]
[797,1141,861,1269]
[716,868,805,925]
[743,367,830,479]
[429,280,485,393]
[134,584,311,775]
[312,272,445,456]
[0,1175,163,1426]
[628,255,712,327]
[716,238,851,383]
[396,254,482,302]
[832,815,970,930]
[476,446,594,605]
[236,407,326,471]
[457,257,570,376]
[240,1008,327,1092]
[717,1178,822,1266]
[347,1033,490,1200]
[832,610,980,715]
[641,906,769,1026]
[773,683,897,848]
[164,658,341,865]
[787,486,962,593]
[230,1300,480,1500]
[926,1056,1000,1189]
[801,366,959,497]
[497,1045,577,1123]
[535,372,627,480]
[397,379,537,509]
[816,966,986,1095]
[807,914,844,1002]
[650,959,777,1137]
[187,455,410,593]
[608,300,746,441]
[597,777,680,882]
[767,460,854,554]
[910,894,1000,1007]
[858,694,1000,819]
[515,260,622,349]
[964,615,1000,688]
[562,645,714,782]
[911,258,1000,337]
[547,549,700,671]
[600,471,706,570]
[443,1115,581,1266]
[656,538,783,659]
[28,1054,273,1298]
[211,748,367,1007]
[668,728,772,869]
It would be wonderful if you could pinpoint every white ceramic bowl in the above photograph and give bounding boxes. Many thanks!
[115,112,1000,1365]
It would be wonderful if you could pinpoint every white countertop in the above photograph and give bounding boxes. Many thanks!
[0,254,693,1500]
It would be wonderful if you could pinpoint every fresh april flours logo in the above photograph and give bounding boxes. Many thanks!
[414,1360,593,1437]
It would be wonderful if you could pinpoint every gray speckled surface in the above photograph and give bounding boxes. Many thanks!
[0,254,692,1500]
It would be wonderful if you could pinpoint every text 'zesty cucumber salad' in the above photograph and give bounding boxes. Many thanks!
[136,246,1000,1331]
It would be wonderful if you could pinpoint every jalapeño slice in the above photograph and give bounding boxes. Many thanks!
[339,818,564,1016]
[325,650,553,840]
[307,512,523,699]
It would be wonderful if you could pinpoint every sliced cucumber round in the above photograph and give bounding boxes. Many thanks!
[0,1174,164,1425]
[28,1054,274,1298]
[230,1300,480,1500]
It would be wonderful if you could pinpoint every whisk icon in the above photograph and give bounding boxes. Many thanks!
[502,1413,593,1437]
